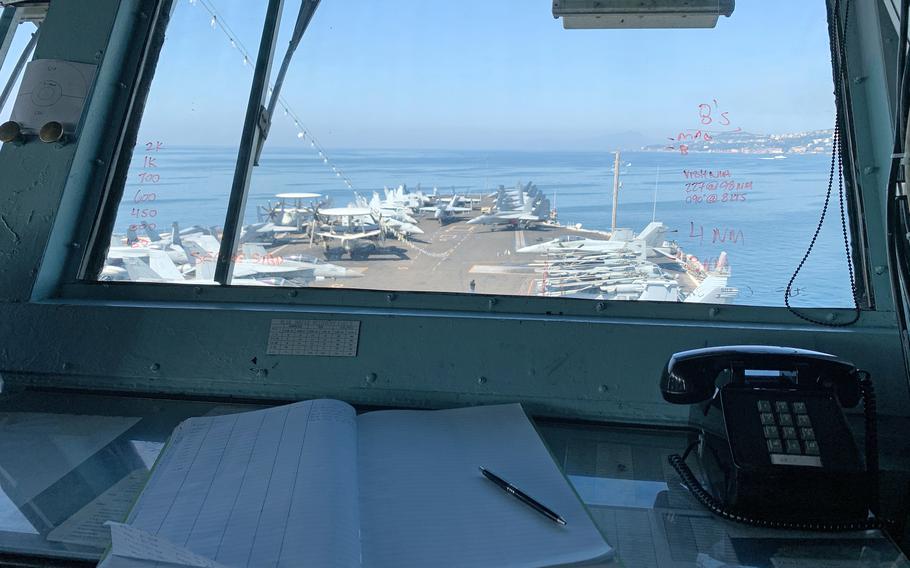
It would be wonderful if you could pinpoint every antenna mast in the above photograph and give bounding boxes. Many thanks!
[611,150,621,234]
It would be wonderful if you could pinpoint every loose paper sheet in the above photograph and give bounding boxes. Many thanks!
[47,469,148,548]
[106,522,228,568]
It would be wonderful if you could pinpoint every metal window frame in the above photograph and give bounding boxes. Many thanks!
[58,0,884,329]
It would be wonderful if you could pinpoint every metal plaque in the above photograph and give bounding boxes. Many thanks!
[267,319,360,357]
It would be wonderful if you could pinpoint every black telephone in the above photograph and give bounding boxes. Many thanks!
[660,345,883,531]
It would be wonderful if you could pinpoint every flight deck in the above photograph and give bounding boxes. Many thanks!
[267,217,699,297]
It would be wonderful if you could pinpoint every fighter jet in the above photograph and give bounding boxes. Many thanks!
[421,195,472,225]
[467,182,550,230]
[517,222,669,257]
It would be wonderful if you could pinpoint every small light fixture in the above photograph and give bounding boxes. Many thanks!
[38,121,65,143]
[0,121,22,144]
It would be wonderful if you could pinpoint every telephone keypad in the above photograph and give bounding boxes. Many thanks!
[767,439,784,453]
[758,398,821,461]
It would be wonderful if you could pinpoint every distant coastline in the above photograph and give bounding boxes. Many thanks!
[640,129,834,155]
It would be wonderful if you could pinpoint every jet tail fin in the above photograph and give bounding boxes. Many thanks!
[636,222,667,248]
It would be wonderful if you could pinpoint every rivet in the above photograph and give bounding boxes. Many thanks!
[194,286,203,295]
[863,166,876,175]
[596,302,607,312]
[288,290,298,298]
[874,265,887,275]
[62,362,72,371]
[150,363,160,372]
[365,372,377,384]
[827,312,838,322]
[853,76,867,84]
[70,241,80,248]
[708,307,720,317]
[256,368,269,378]
[477,376,487,385]
[386,293,396,302]
[488,298,498,308]
[598,384,609,393]
[94,50,104,59]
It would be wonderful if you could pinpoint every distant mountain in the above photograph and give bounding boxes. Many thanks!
[641,129,835,155]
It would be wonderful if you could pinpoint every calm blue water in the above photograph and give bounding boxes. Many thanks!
[115,146,855,307]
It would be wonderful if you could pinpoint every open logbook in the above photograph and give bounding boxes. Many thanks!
[99,400,612,568]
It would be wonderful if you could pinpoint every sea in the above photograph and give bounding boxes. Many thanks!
[114,145,857,308]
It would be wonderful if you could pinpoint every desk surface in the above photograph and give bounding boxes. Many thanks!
[0,390,905,567]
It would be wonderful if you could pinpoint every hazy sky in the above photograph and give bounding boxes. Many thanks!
[1,1,837,150]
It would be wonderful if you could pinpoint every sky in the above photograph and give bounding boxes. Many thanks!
[1,0,837,151]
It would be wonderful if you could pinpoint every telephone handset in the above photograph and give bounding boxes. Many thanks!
[661,345,883,531]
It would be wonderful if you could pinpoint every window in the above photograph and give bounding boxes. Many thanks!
[96,0,268,284]
[0,10,39,123]
[91,0,859,308]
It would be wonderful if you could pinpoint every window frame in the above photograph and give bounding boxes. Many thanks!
[56,0,880,327]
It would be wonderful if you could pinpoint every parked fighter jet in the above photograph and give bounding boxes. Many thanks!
[421,196,472,225]
[517,222,669,257]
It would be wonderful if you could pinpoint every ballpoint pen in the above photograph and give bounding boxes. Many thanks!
[479,466,567,526]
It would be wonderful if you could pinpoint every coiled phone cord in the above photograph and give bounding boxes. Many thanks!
[668,376,890,532]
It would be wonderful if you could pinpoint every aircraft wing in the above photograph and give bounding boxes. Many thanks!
[233,263,312,278]
[121,257,159,281]
[318,230,382,242]
[147,249,186,280]
[184,234,221,255]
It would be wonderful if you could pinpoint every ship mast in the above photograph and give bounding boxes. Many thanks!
[611,150,621,234]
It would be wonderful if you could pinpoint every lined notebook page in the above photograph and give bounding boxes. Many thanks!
[356,404,612,568]
[101,399,361,568]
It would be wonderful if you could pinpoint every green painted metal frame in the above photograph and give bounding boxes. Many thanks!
[0,0,906,425]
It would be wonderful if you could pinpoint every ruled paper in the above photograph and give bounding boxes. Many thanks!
[100,399,361,568]
[356,404,613,568]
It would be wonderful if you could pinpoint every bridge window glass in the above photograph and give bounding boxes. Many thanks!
[0,16,38,123]
[94,1,857,308]
[95,1,268,284]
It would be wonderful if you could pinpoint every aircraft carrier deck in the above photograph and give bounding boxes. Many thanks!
[261,207,700,297]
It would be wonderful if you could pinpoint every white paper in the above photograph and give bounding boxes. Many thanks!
[105,522,228,568]
[10,59,97,131]
[356,404,613,568]
[109,399,361,568]
[103,401,611,568]
[47,469,147,548]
